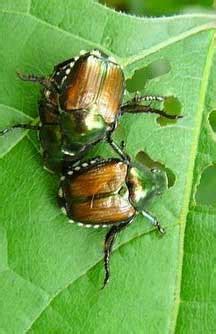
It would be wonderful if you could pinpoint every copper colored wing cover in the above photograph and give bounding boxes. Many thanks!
[63,160,135,224]
[59,54,125,124]
[69,196,135,225]
[65,160,128,197]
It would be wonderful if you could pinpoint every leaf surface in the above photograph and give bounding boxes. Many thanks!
[0,1,216,333]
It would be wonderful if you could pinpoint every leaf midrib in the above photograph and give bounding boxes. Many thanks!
[169,31,216,334]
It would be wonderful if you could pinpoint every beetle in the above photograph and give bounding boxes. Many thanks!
[0,50,181,172]
[58,156,168,288]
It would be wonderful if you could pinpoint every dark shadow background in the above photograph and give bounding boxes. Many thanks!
[99,0,215,16]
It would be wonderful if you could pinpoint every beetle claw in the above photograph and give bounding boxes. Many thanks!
[156,221,166,234]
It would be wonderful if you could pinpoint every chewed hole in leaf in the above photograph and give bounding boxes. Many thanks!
[156,96,182,126]
[195,165,216,207]
[126,58,171,93]
[136,151,175,188]
[208,110,216,133]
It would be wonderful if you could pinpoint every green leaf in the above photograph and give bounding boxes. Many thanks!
[0,1,216,333]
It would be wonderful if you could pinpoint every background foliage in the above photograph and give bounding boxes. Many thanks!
[99,0,216,16]
[0,0,216,333]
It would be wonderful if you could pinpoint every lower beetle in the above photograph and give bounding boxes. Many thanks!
[58,157,168,288]
[0,50,181,172]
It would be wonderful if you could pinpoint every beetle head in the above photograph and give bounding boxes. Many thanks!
[127,163,168,212]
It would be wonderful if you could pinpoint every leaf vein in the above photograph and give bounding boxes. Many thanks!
[169,31,216,334]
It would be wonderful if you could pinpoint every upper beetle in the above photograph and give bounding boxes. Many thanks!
[0,50,181,172]
[58,156,168,288]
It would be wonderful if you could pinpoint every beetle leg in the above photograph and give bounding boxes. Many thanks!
[106,131,130,163]
[16,72,59,92]
[102,219,133,289]
[122,105,182,120]
[131,94,165,104]
[0,123,40,136]
[107,137,130,163]
[120,140,126,151]
[121,95,182,120]
[141,210,165,234]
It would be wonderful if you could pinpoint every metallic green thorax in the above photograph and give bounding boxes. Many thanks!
[127,163,168,211]
[60,107,107,155]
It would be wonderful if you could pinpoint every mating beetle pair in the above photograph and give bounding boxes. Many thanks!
[1,50,180,287]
